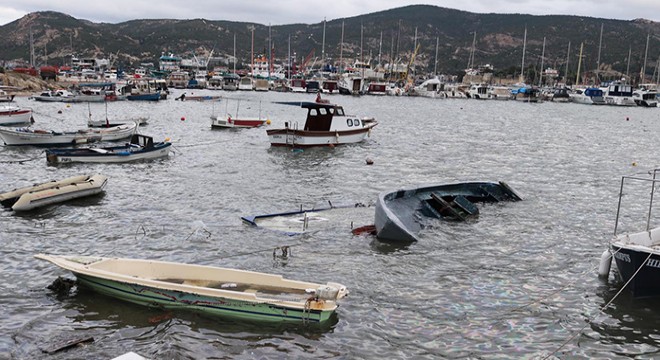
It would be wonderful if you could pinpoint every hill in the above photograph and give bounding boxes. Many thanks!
[0,6,659,82]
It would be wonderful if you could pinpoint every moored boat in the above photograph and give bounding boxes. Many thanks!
[569,87,606,105]
[0,121,138,146]
[266,96,377,147]
[0,105,33,126]
[0,174,107,211]
[35,254,348,323]
[46,134,172,164]
[375,181,522,242]
[211,115,268,129]
[601,168,660,297]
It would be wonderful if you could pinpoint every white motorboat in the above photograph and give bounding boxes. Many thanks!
[0,105,33,125]
[632,89,658,107]
[569,87,606,105]
[602,82,636,106]
[0,121,138,146]
[0,174,107,211]
[267,95,377,147]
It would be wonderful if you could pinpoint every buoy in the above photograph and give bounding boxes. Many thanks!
[598,249,612,278]
[266,119,271,125]
[57,110,62,114]
[626,117,629,121]
[164,137,171,142]
[66,104,71,108]
[633,162,637,166]
[366,158,374,165]
[180,116,185,121]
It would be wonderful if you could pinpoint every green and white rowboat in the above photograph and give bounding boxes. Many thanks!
[35,254,348,323]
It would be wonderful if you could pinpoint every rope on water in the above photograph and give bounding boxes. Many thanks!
[543,250,653,359]
[170,138,234,149]
[0,150,45,164]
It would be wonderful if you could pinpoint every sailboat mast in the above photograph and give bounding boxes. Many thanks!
[434,36,439,75]
[287,34,291,82]
[360,24,364,79]
[596,23,603,83]
[251,27,254,78]
[321,18,326,65]
[378,31,383,67]
[575,42,584,86]
[564,41,570,86]
[539,37,546,87]
[339,21,344,74]
[626,46,631,80]
[232,33,236,73]
[268,24,272,79]
[468,31,476,69]
[520,26,527,83]
[642,33,650,84]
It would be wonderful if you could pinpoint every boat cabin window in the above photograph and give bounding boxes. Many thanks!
[334,107,345,116]
[347,119,361,127]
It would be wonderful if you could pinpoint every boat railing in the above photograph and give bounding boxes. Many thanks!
[614,168,660,236]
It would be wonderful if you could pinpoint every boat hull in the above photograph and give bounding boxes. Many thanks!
[375,182,522,242]
[611,244,660,298]
[211,116,266,129]
[0,122,137,146]
[0,174,107,211]
[267,125,375,147]
[35,255,346,323]
[46,144,171,164]
[0,108,32,125]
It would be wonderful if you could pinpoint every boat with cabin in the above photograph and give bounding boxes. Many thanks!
[375,181,522,242]
[0,174,107,211]
[632,88,658,107]
[35,254,348,323]
[267,95,377,147]
[569,87,606,105]
[602,81,636,106]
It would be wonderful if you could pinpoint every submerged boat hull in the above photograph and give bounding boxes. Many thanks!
[35,254,347,323]
[211,115,266,129]
[375,181,522,242]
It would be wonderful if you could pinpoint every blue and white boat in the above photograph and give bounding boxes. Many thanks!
[46,134,171,164]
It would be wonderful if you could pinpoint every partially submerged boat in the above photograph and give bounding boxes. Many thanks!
[35,254,348,323]
[0,174,107,211]
[600,168,660,297]
[242,202,374,235]
[211,98,269,129]
[46,134,172,164]
[267,95,377,147]
[375,181,522,242]
[0,121,138,146]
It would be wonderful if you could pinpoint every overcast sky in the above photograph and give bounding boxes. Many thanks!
[1,0,659,26]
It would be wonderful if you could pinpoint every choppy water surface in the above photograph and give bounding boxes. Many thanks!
[2,90,660,359]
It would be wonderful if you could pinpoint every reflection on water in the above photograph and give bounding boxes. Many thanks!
[3,91,660,358]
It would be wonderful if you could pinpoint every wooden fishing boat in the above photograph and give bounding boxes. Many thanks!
[0,121,138,146]
[35,254,348,323]
[0,105,33,126]
[46,134,172,164]
[211,115,268,129]
[0,174,107,211]
[267,96,377,147]
[375,181,522,242]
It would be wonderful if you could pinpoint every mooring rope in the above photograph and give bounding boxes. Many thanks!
[0,151,45,164]
[543,250,653,359]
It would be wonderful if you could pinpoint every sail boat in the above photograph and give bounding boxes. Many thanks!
[513,26,540,102]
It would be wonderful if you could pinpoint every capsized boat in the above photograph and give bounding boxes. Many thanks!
[242,201,375,235]
[0,174,107,211]
[375,181,522,242]
[46,134,172,164]
[35,254,348,323]
[0,121,138,146]
[600,168,660,297]
[267,95,377,147]
[0,105,33,126]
